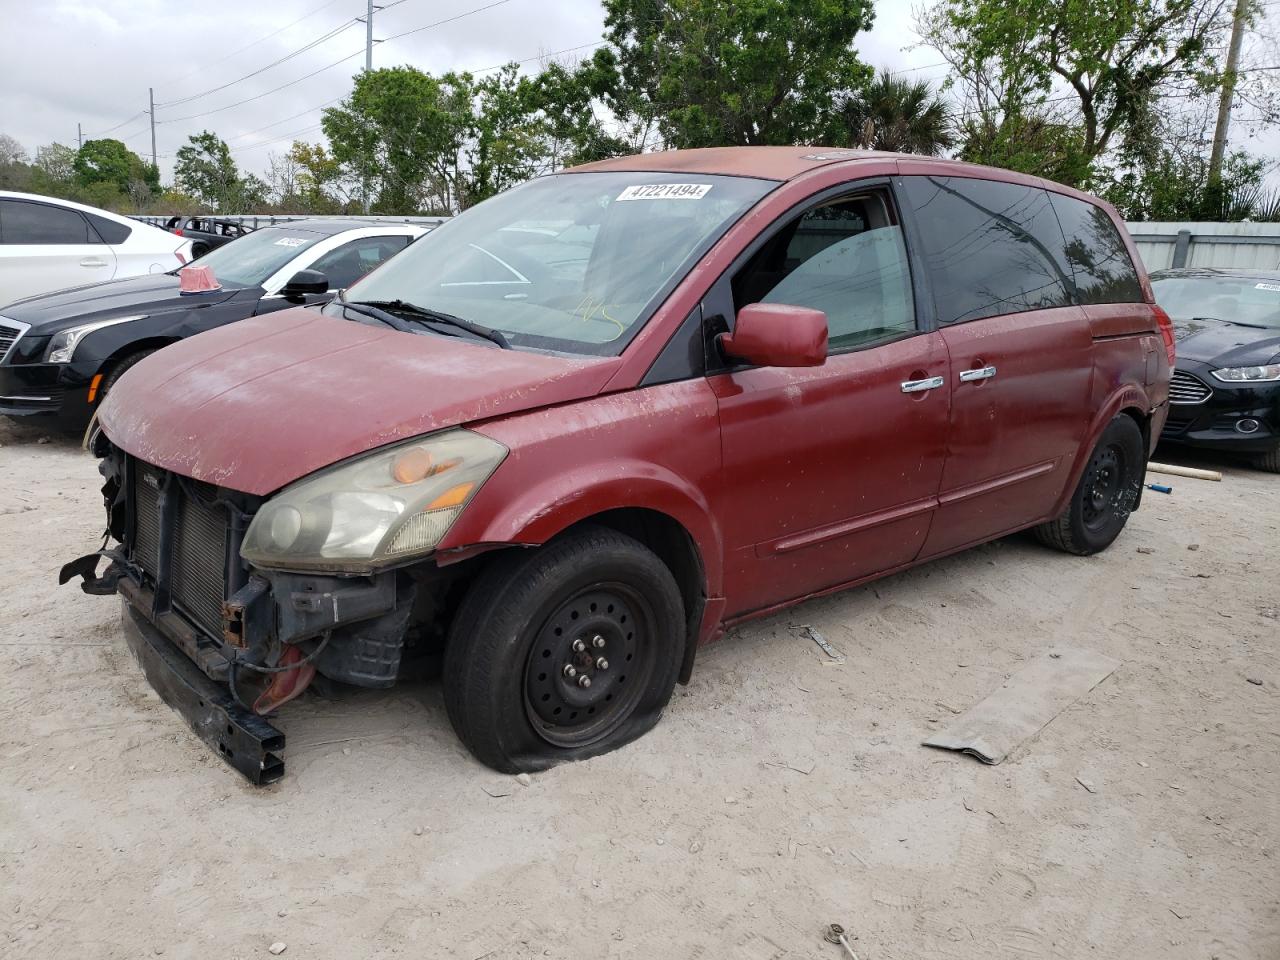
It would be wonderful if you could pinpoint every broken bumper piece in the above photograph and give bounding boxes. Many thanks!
[121,599,285,785]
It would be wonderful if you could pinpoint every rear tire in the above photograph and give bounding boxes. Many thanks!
[97,349,157,405]
[1035,414,1145,556]
[1253,446,1280,473]
[443,526,685,773]
[191,242,210,258]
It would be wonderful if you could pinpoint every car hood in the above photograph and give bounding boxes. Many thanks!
[1173,316,1280,366]
[99,309,620,495]
[0,272,242,333]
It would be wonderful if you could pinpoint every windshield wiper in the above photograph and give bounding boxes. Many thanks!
[349,298,510,349]
[336,300,417,333]
[1190,315,1270,330]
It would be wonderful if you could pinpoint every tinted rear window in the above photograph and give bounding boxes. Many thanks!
[0,199,94,244]
[899,176,1074,324]
[1048,193,1143,304]
[86,212,132,245]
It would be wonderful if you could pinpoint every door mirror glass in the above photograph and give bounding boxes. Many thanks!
[282,269,329,300]
[720,302,827,367]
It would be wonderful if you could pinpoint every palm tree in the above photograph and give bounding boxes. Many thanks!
[838,69,956,156]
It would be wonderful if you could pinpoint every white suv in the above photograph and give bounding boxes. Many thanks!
[0,192,193,306]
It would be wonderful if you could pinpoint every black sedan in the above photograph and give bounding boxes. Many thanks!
[163,215,254,257]
[1152,267,1280,472]
[0,219,426,430]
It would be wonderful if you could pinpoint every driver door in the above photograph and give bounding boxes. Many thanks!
[711,185,951,617]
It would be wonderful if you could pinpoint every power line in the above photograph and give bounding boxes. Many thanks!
[157,16,362,107]
[381,0,517,43]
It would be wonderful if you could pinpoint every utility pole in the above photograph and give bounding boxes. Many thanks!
[77,123,82,149]
[1209,0,1252,184]
[366,0,374,71]
[148,87,158,173]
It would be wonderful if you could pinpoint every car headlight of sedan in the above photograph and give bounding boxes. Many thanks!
[1211,363,1280,383]
[240,430,507,573]
[46,315,144,363]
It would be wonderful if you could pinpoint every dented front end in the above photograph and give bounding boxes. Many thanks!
[62,434,436,784]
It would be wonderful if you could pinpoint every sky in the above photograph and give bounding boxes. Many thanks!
[0,0,1273,184]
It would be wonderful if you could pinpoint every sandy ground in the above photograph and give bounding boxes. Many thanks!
[0,414,1277,960]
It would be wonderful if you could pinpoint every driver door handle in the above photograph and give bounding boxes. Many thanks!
[901,376,945,393]
[80,257,109,268]
[959,365,997,382]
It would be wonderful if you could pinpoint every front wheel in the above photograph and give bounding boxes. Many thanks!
[443,526,685,773]
[1035,414,1145,556]
[1253,446,1280,473]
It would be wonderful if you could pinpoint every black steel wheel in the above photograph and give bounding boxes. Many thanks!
[1036,414,1145,556]
[444,526,685,773]
[523,584,655,748]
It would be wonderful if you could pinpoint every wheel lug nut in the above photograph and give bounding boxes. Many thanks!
[578,675,592,689]
[596,657,609,671]
[572,639,586,653]
[563,665,577,679]
[592,635,606,648]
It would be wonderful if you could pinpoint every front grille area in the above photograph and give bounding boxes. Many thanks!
[131,461,231,639]
[0,320,21,361]
[1169,370,1213,405]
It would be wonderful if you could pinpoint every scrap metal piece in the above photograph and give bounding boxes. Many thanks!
[923,648,1120,764]
[805,625,845,663]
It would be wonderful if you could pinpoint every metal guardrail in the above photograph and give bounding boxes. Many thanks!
[1126,222,1280,272]
[131,213,449,230]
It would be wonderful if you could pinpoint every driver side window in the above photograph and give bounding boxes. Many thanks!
[732,192,917,351]
[310,235,410,290]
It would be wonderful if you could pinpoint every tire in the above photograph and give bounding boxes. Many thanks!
[97,349,158,405]
[191,242,210,259]
[443,526,685,773]
[1035,414,1145,556]
[1253,446,1280,473]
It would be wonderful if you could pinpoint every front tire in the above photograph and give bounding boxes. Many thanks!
[443,526,685,773]
[97,349,157,406]
[1253,446,1280,473]
[1036,414,1145,556]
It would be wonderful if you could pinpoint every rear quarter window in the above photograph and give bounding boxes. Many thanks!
[1048,193,1143,304]
[86,213,132,245]
[898,176,1074,324]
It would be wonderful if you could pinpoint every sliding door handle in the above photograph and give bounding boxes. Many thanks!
[900,375,945,394]
[959,365,997,382]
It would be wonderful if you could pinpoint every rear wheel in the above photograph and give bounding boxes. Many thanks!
[443,526,684,773]
[1036,414,1145,556]
[1253,446,1280,473]
[190,241,210,259]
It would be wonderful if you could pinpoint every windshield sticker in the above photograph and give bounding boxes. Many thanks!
[274,237,308,247]
[616,183,712,201]
[1255,282,1280,292]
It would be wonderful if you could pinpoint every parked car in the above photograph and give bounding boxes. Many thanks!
[63,148,1172,783]
[163,215,253,258]
[0,219,425,429]
[0,191,193,304]
[1150,267,1280,472]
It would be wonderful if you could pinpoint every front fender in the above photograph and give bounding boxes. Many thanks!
[436,381,725,596]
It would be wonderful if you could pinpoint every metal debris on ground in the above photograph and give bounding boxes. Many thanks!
[803,626,845,663]
[823,923,860,959]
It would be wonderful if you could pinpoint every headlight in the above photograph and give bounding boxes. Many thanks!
[240,430,507,573]
[1212,363,1280,383]
[46,316,143,363]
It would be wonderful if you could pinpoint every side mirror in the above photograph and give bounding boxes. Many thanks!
[719,302,828,368]
[282,269,329,301]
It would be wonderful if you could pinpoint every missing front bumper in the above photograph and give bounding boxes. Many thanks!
[121,599,285,785]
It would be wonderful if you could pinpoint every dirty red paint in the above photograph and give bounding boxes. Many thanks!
[99,149,1169,650]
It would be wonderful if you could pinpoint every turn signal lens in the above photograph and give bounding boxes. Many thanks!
[427,482,474,510]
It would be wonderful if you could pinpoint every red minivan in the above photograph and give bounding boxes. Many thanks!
[64,148,1173,782]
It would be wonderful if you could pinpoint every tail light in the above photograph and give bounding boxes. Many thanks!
[174,228,184,237]
[1153,305,1176,367]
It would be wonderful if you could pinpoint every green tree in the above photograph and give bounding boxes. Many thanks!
[918,0,1229,184]
[323,66,472,213]
[602,0,876,148]
[288,141,350,213]
[33,142,76,189]
[174,131,242,209]
[74,138,157,196]
[529,58,632,167]
[833,69,955,155]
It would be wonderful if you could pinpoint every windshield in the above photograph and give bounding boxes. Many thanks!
[192,226,325,288]
[337,172,775,354]
[1152,275,1280,329]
